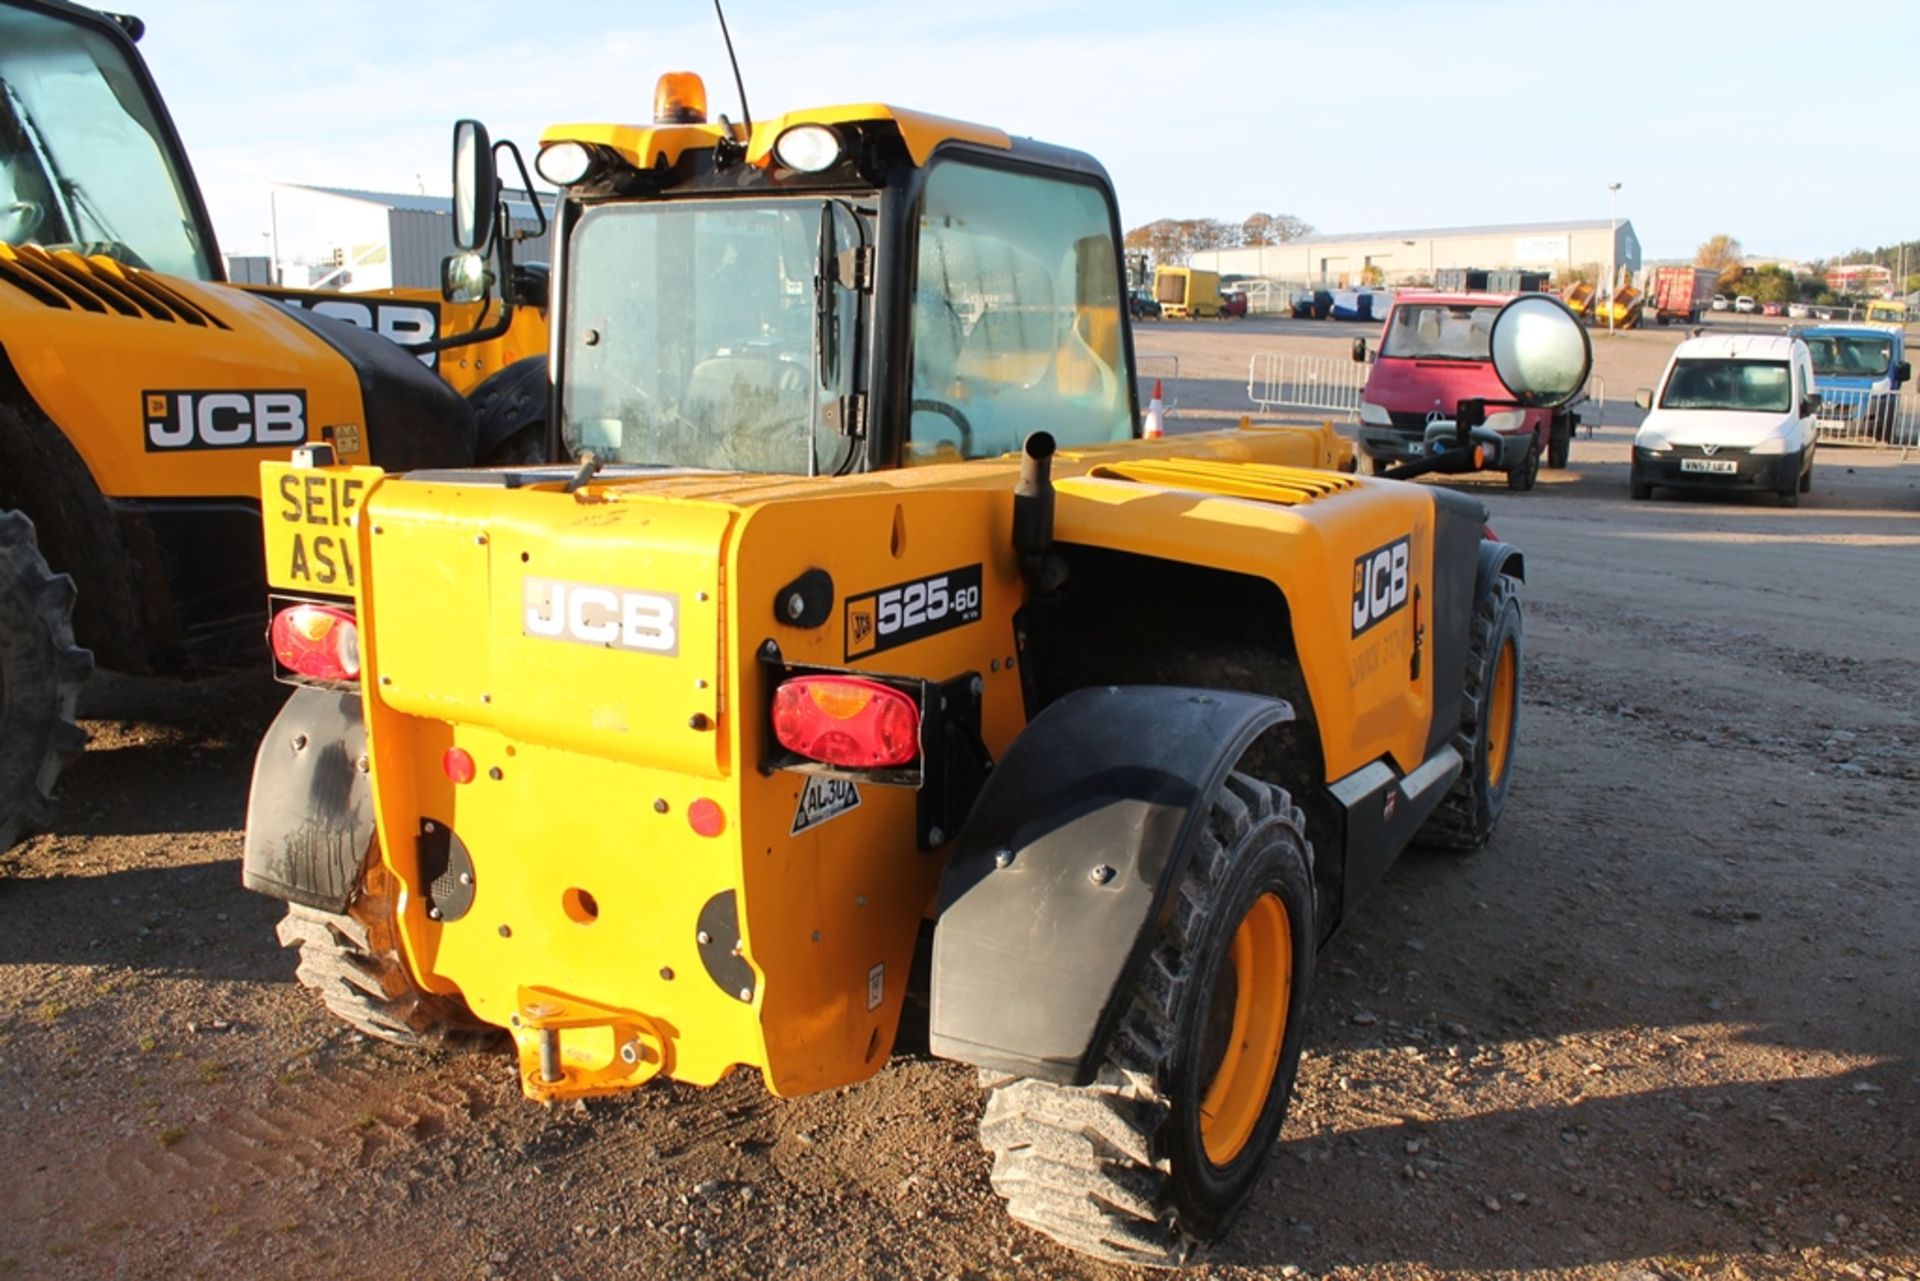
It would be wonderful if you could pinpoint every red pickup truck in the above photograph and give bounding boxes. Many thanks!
[1352,290,1586,488]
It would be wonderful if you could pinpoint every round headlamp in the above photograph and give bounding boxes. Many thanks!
[536,142,593,186]
[772,125,843,173]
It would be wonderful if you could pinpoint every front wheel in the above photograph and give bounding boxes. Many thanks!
[0,510,91,852]
[1506,442,1539,491]
[1546,415,1572,469]
[979,774,1315,1266]
[1418,574,1523,851]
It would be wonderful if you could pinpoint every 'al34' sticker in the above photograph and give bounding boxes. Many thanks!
[792,776,861,835]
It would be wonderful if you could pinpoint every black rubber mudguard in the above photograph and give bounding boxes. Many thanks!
[1475,540,1525,600]
[242,687,374,912]
[929,685,1292,1085]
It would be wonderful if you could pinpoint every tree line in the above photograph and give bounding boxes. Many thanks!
[1693,233,1916,304]
[1123,213,1313,266]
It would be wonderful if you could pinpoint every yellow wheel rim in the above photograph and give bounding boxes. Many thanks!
[1487,638,1517,789]
[1198,892,1292,1166]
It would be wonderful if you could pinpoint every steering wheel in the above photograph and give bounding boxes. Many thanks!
[909,397,974,458]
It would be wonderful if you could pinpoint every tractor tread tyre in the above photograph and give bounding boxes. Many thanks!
[979,773,1314,1268]
[1417,574,1523,852]
[0,509,91,852]
[468,355,550,466]
[278,883,493,1048]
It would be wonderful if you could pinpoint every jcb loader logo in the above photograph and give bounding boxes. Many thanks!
[144,390,308,452]
[523,578,678,655]
[1351,536,1411,637]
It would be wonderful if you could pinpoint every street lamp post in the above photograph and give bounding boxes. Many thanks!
[1607,182,1622,336]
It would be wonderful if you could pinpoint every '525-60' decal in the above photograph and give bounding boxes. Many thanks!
[845,564,982,660]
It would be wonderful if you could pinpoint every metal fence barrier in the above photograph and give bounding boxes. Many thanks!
[1814,387,1920,450]
[1136,350,1181,418]
[1246,351,1367,418]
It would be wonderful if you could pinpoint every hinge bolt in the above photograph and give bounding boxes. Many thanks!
[993,847,1015,868]
[1089,864,1116,885]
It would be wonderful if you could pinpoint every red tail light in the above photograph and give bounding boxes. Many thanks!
[270,603,360,682]
[772,676,919,769]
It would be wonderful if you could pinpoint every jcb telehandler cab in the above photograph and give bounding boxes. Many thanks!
[244,70,1588,1265]
[0,0,549,851]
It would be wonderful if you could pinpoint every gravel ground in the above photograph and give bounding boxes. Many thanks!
[2,317,1915,1281]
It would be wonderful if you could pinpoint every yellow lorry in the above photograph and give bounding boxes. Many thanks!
[243,72,1589,1266]
[0,0,547,849]
[1153,264,1223,318]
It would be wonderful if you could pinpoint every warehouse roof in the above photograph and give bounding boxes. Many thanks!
[275,182,554,222]
[1287,219,1622,246]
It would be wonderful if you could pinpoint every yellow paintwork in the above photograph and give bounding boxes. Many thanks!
[2,245,547,507]
[258,416,1439,1102]
[543,102,1010,174]
[1155,266,1222,320]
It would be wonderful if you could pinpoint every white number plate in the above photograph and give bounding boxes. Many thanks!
[1680,458,1738,474]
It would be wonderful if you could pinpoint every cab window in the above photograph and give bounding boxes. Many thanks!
[907,161,1129,462]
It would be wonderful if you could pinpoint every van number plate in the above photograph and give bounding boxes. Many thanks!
[1681,458,1738,474]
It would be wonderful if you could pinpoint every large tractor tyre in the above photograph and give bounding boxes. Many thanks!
[0,510,91,852]
[277,864,494,1048]
[468,355,550,466]
[979,774,1315,1267]
[1417,573,1523,852]
[1546,415,1573,469]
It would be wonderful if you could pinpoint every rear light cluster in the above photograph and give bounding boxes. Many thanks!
[270,603,360,683]
[772,676,919,769]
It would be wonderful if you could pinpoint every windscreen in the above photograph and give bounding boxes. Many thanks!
[1805,335,1893,379]
[0,7,212,279]
[561,199,863,474]
[1660,360,1792,413]
[1380,303,1500,360]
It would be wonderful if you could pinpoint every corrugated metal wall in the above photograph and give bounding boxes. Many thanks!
[386,208,554,290]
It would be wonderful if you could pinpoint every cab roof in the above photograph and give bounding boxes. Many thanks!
[1673,333,1803,361]
[543,102,1012,172]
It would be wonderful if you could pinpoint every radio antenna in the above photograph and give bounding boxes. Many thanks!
[714,0,752,134]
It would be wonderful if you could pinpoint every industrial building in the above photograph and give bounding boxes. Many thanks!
[1190,218,1640,290]
[248,183,554,291]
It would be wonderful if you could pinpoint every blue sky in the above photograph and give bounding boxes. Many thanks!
[127,0,1917,265]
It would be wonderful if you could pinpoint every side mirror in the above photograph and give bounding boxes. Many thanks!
[1633,389,1653,411]
[1898,361,1912,386]
[1351,337,1369,364]
[441,251,493,304]
[451,119,497,254]
[1488,295,1592,408]
[1802,394,1822,417]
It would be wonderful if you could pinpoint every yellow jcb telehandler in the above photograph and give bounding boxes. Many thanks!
[243,70,1589,1265]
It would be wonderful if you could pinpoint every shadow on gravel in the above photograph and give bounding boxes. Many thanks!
[0,859,289,983]
[1223,1066,1912,1274]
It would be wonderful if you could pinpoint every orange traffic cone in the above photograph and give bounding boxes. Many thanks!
[1143,379,1165,438]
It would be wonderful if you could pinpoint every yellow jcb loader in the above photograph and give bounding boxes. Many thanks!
[243,70,1589,1266]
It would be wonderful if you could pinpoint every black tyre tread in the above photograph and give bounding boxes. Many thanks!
[978,775,1306,1269]
[277,902,491,1047]
[468,355,549,466]
[0,509,91,851]
[1417,574,1520,852]
[1546,417,1572,469]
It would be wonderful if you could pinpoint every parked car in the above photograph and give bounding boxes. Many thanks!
[1734,295,1758,314]
[1219,288,1249,319]
[1127,289,1161,320]
[1762,301,1784,317]
[1630,333,1818,505]
[1786,302,1811,320]
[1802,324,1911,442]
[1290,289,1333,319]
[1711,293,1730,311]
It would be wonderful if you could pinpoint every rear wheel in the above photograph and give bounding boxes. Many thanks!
[1418,574,1523,852]
[278,864,494,1047]
[978,774,1315,1267]
[1546,415,1572,469]
[0,510,91,852]
[1629,470,1653,501]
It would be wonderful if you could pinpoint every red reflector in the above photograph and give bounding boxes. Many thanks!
[772,676,919,769]
[269,603,360,682]
[1484,522,1499,540]
[687,798,725,838]
[442,747,476,784]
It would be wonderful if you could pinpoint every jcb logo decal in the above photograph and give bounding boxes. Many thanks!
[524,578,678,655]
[1351,536,1411,637]
[144,390,307,452]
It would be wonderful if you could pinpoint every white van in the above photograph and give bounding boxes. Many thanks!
[1630,334,1818,506]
